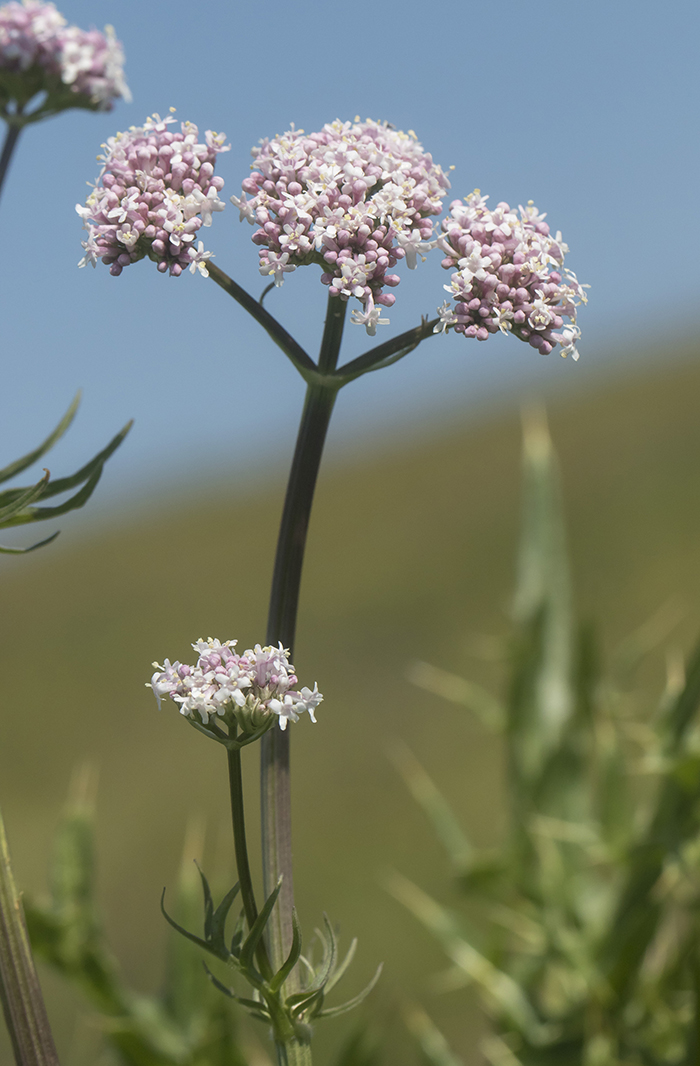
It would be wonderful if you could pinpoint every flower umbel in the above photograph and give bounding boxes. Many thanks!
[77,112,229,276]
[148,638,323,746]
[231,117,450,333]
[436,191,588,359]
[0,0,129,117]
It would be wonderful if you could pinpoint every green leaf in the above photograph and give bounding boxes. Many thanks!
[403,1004,465,1066]
[386,870,551,1044]
[2,465,103,526]
[0,392,80,484]
[26,419,132,501]
[315,963,382,1019]
[268,906,303,994]
[509,406,575,794]
[0,469,50,524]
[160,890,227,963]
[239,877,283,976]
[0,531,60,554]
[209,882,241,958]
[391,741,473,872]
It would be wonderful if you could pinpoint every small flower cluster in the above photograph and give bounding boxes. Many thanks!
[0,0,129,114]
[149,638,323,736]
[77,112,229,276]
[231,118,450,335]
[436,191,588,359]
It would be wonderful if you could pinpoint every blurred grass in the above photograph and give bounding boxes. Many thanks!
[2,342,700,1064]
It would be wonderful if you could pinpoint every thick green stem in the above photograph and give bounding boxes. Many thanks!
[0,805,60,1066]
[275,1038,313,1066]
[261,296,346,981]
[0,123,21,207]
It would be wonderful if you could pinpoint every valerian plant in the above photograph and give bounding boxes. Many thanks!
[65,111,589,1066]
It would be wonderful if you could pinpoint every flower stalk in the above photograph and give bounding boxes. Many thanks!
[261,296,345,981]
[0,118,20,203]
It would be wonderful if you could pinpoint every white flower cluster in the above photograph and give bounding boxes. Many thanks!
[0,0,129,112]
[437,191,588,359]
[77,113,229,276]
[231,118,450,333]
[149,638,323,734]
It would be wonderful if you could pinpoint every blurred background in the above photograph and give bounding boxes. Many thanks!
[1,0,699,1061]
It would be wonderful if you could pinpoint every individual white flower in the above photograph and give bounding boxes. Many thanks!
[433,299,458,334]
[188,241,213,276]
[230,191,256,224]
[350,294,390,335]
[260,250,296,286]
[396,228,438,269]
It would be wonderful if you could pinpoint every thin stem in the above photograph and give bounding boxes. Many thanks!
[261,295,346,979]
[226,745,273,981]
[206,263,317,379]
[0,805,60,1066]
[0,123,22,207]
[335,314,439,382]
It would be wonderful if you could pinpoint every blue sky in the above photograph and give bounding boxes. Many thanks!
[1,0,698,517]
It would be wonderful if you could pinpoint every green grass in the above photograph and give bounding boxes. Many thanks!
[1,342,700,1065]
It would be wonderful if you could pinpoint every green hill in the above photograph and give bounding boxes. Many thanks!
[2,343,700,1065]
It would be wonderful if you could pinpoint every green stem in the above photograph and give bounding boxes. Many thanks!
[0,123,22,207]
[0,804,60,1066]
[261,296,346,980]
[206,263,317,379]
[275,1038,313,1066]
[226,745,273,981]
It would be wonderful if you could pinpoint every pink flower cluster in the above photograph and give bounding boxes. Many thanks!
[436,191,588,359]
[149,638,323,734]
[0,0,129,112]
[231,118,450,335]
[77,113,229,277]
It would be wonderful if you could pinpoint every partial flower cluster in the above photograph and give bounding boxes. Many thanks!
[77,112,229,276]
[231,118,450,335]
[436,191,588,359]
[0,0,129,114]
[149,638,323,738]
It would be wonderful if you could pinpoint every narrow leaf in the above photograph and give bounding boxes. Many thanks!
[209,882,241,955]
[0,393,80,484]
[269,907,303,994]
[0,471,50,525]
[324,938,357,995]
[2,465,103,526]
[403,1004,465,1066]
[22,420,133,501]
[386,871,547,1042]
[160,889,227,962]
[0,532,59,555]
[391,742,473,871]
[316,964,383,1019]
[239,877,282,974]
[195,863,215,942]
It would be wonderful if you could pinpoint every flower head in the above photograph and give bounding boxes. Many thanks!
[231,118,450,334]
[0,0,129,115]
[77,112,229,276]
[436,191,588,358]
[148,638,323,746]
